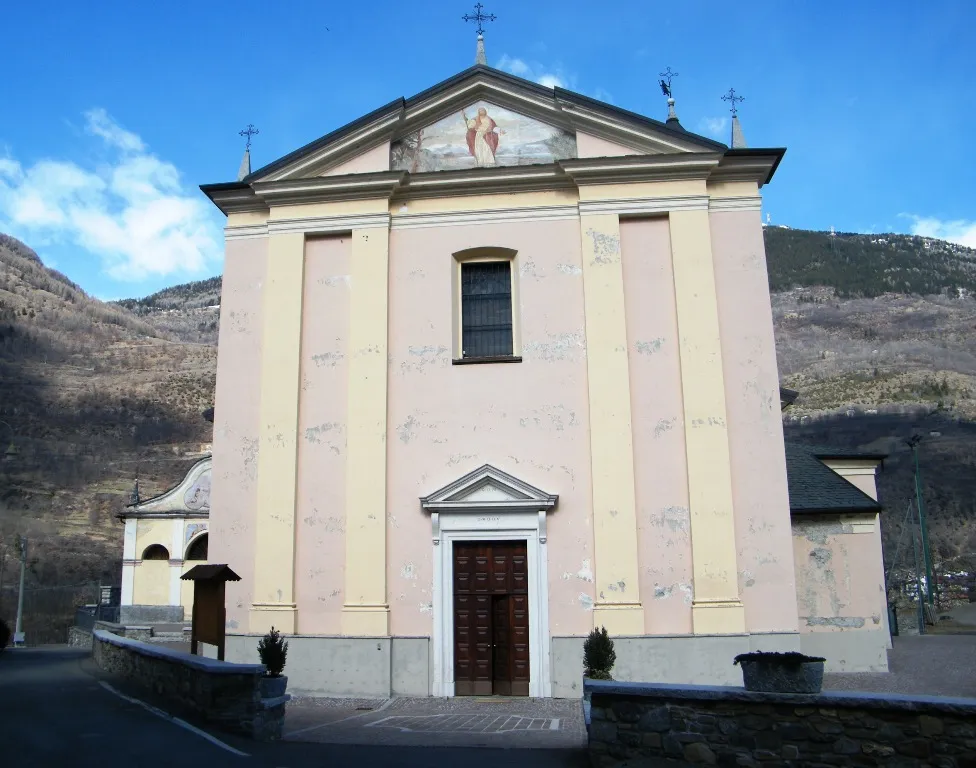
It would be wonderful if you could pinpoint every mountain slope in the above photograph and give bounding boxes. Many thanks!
[0,234,215,636]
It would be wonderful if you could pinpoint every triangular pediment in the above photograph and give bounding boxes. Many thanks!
[246,66,727,183]
[420,464,557,512]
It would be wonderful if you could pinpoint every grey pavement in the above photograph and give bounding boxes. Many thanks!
[285,694,588,748]
[0,647,592,767]
[823,634,976,697]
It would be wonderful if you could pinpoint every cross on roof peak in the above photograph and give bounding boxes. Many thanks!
[239,124,259,151]
[462,2,496,37]
[721,88,745,118]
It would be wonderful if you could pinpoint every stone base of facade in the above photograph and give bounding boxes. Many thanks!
[120,604,184,624]
[551,633,802,698]
[800,627,890,673]
[225,632,822,699]
[225,634,431,698]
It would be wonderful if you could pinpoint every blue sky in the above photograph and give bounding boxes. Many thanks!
[0,1,973,299]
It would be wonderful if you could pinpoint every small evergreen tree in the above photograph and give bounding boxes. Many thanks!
[583,626,616,680]
[257,626,288,678]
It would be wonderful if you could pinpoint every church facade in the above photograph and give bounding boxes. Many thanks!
[202,64,889,697]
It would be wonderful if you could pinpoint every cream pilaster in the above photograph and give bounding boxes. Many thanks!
[669,209,744,634]
[578,212,643,634]
[341,226,391,636]
[121,518,137,606]
[249,231,306,634]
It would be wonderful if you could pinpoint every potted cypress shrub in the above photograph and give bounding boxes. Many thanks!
[257,626,289,698]
[583,626,616,680]
[734,651,826,694]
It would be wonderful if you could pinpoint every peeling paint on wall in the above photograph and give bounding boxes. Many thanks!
[400,345,450,375]
[311,351,345,368]
[577,560,594,582]
[419,602,433,614]
[521,332,585,362]
[556,263,582,276]
[400,563,417,580]
[650,505,690,534]
[635,338,664,355]
[804,616,866,628]
[320,274,351,288]
[304,422,343,443]
[586,229,621,265]
[653,418,676,438]
[652,582,694,605]
[578,593,594,609]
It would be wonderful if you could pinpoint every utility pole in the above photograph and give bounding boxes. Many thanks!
[909,504,925,635]
[906,435,936,606]
[14,535,27,645]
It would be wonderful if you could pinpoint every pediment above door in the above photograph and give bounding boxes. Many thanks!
[420,464,558,513]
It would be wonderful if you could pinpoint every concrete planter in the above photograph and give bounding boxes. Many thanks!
[259,675,288,699]
[739,659,824,694]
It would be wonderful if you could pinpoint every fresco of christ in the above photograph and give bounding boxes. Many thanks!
[462,107,499,167]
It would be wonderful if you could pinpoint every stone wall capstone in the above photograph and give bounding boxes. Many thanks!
[585,680,976,767]
[92,629,285,741]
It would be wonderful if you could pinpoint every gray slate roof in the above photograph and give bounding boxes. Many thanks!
[785,442,883,515]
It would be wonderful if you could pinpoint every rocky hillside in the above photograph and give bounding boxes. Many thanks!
[0,234,215,638]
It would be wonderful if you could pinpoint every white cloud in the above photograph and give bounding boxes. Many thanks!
[84,108,145,153]
[698,117,729,139]
[903,215,976,249]
[496,54,572,90]
[0,110,220,282]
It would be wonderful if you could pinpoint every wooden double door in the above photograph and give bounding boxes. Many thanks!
[453,541,530,696]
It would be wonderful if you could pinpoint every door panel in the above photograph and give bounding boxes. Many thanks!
[453,540,529,696]
[492,596,512,695]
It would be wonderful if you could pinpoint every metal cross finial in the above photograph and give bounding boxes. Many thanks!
[721,87,745,118]
[659,67,678,98]
[239,124,259,151]
[462,2,496,36]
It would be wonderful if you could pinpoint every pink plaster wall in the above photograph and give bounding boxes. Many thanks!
[385,218,596,638]
[322,143,390,176]
[710,210,799,633]
[209,237,267,631]
[294,236,352,633]
[792,517,886,634]
[576,132,640,159]
[620,218,694,634]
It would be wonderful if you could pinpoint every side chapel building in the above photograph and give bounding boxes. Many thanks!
[195,58,890,697]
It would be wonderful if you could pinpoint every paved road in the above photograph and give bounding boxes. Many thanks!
[823,634,976,698]
[0,647,589,767]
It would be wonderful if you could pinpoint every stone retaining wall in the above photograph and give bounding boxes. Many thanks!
[92,630,286,740]
[585,680,976,767]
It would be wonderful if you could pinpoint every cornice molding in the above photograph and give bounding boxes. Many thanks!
[708,195,763,212]
[579,195,708,216]
[710,150,785,187]
[225,223,269,241]
[252,171,406,206]
[268,213,390,236]
[391,204,578,230]
[560,153,722,185]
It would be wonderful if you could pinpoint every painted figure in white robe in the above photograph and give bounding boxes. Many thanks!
[462,107,499,167]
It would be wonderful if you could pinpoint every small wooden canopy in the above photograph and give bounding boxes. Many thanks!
[181,564,240,582]
[181,563,239,661]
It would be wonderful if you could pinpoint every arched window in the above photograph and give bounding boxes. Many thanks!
[185,533,208,561]
[142,544,169,561]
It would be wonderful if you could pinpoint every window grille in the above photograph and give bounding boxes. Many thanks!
[461,261,513,358]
